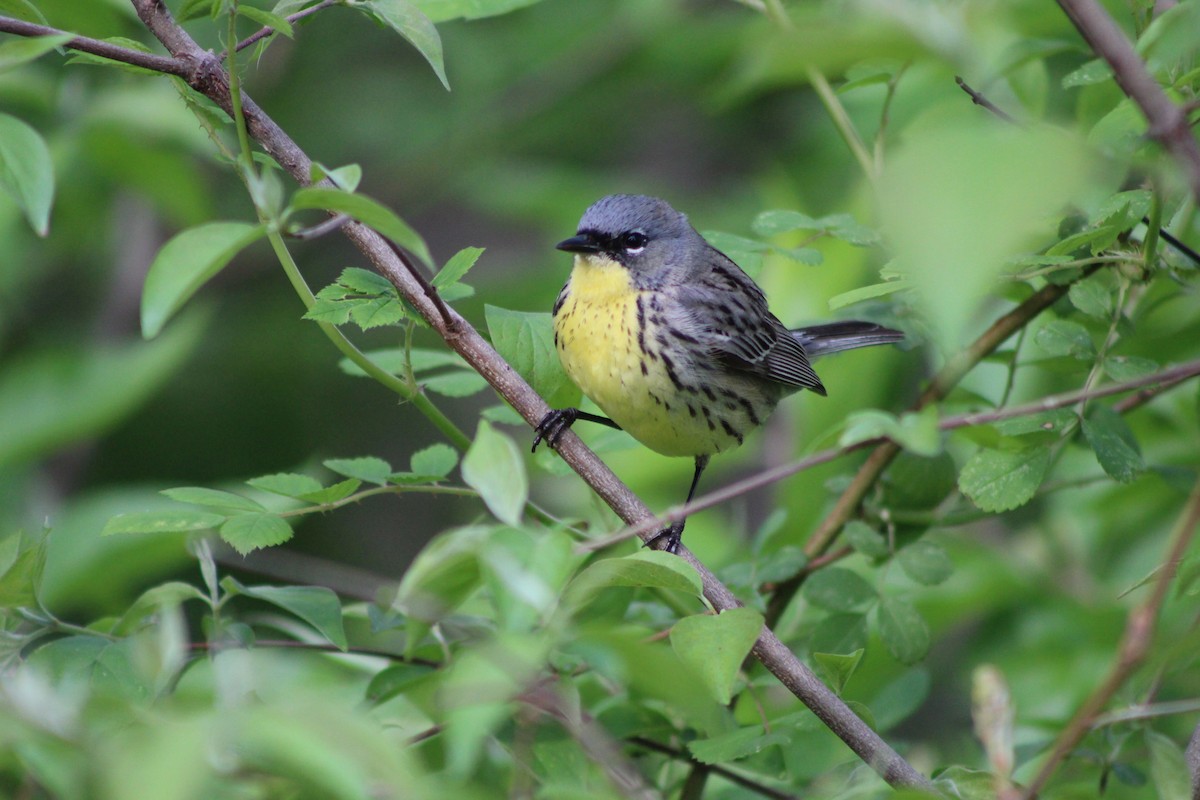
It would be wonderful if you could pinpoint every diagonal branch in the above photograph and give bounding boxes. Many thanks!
[1020,475,1200,799]
[1057,0,1200,201]
[106,0,936,791]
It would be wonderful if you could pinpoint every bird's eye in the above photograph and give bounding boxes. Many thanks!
[620,231,648,252]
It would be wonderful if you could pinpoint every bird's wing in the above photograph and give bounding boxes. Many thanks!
[674,250,825,394]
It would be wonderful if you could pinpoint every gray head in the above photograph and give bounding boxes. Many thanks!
[557,194,703,277]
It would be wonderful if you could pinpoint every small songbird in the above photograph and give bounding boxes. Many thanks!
[533,194,902,553]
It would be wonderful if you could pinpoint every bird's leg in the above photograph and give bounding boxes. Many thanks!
[645,455,709,555]
[532,408,621,452]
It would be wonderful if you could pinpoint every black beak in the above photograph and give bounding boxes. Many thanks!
[556,233,601,254]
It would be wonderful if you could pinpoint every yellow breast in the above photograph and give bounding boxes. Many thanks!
[552,255,744,457]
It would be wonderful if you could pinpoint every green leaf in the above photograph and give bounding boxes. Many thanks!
[877,595,930,664]
[1145,729,1191,800]
[566,550,703,602]
[297,478,362,504]
[0,314,205,469]
[359,0,449,90]
[433,246,483,289]
[324,456,393,485]
[0,112,55,235]
[247,472,324,499]
[897,540,953,586]
[687,725,790,765]
[670,607,764,704]
[232,581,348,650]
[1104,355,1159,382]
[883,451,958,511]
[813,648,864,694]
[959,445,1051,512]
[411,0,547,22]
[0,33,72,72]
[220,513,293,554]
[872,668,931,731]
[1082,405,1144,483]
[992,408,1077,437]
[0,0,49,25]
[1068,273,1114,319]
[102,510,225,536]
[348,295,408,330]
[161,487,265,513]
[828,279,913,310]
[461,421,527,526]
[395,524,488,627]
[290,187,433,268]
[237,4,295,37]
[0,532,45,607]
[843,520,890,558]
[365,663,437,705]
[141,221,265,338]
[752,209,821,236]
[485,305,581,408]
[1034,319,1096,359]
[113,580,208,635]
[410,443,457,477]
[809,613,868,655]
[801,567,877,612]
[1062,58,1111,88]
[423,369,489,397]
[310,161,363,191]
[840,406,940,456]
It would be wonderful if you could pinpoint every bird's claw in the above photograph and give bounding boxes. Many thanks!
[644,521,684,555]
[532,408,579,453]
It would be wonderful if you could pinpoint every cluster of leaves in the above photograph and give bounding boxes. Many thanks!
[2,0,1200,799]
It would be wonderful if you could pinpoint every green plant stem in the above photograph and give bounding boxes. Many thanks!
[1143,190,1163,269]
[808,66,876,181]
[225,3,256,179]
[265,230,471,450]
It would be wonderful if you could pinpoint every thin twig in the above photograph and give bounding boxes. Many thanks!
[628,737,800,800]
[226,0,338,57]
[1021,475,1200,798]
[0,15,188,75]
[955,76,1018,124]
[582,357,1200,552]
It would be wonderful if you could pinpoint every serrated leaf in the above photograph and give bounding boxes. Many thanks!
[141,221,264,338]
[1082,405,1144,483]
[302,297,352,325]
[485,305,580,408]
[247,472,324,499]
[877,595,930,664]
[220,513,293,554]
[752,209,821,236]
[959,445,1051,512]
[897,540,953,586]
[359,0,449,90]
[290,187,432,268]
[102,510,225,536]
[1045,224,1120,257]
[1068,274,1113,319]
[1104,355,1158,382]
[297,478,361,504]
[993,408,1077,437]
[348,295,408,329]
[813,648,864,695]
[161,487,265,512]
[237,4,294,36]
[687,726,790,765]
[338,266,397,295]
[233,581,347,650]
[843,521,889,558]
[410,443,457,477]
[0,113,55,235]
[801,567,877,612]
[1035,319,1096,359]
[670,607,764,704]
[433,246,483,289]
[323,456,393,485]
[461,421,527,526]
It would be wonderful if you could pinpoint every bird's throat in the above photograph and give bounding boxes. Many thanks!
[566,254,633,302]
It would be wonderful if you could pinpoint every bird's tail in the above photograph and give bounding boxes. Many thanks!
[791,321,904,358]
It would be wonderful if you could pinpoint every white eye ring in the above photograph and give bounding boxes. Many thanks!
[621,230,648,254]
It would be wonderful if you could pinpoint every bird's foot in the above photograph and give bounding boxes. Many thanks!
[644,520,685,555]
[532,408,580,452]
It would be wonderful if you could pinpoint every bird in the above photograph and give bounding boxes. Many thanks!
[532,194,902,554]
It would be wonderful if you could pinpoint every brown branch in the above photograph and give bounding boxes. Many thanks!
[764,273,1094,627]
[0,3,939,791]
[1021,474,1200,798]
[0,15,189,75]
[1057,0,1200,202]
[226,0,338,57]
[955,76,1018,124]
[629,737,800,800]
[584,357,1200,553]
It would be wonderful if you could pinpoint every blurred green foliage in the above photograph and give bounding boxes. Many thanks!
[1,0,1200,797]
